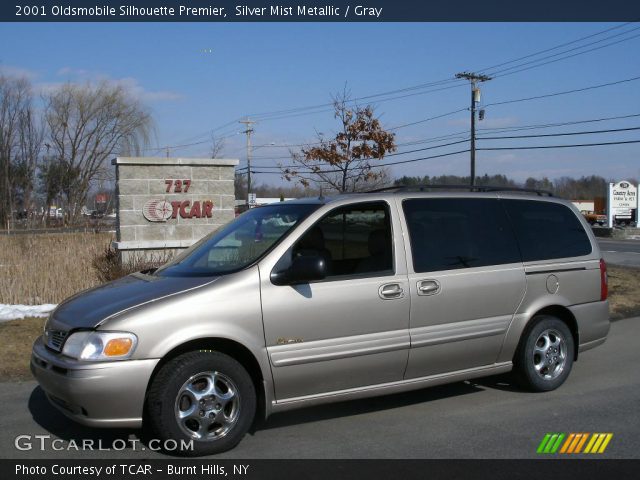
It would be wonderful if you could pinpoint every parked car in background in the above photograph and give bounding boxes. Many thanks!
[32,186,610,456]
[581,210,607,226]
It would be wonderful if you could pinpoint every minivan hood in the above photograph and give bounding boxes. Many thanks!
[50,273,217,329]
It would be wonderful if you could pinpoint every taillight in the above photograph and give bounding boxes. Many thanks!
[600,258,608,301]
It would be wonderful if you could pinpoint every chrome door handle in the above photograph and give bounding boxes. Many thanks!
[379,283,404,299]
[417,280,440,296]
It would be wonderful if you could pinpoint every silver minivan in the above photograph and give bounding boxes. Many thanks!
[31,188,610,455]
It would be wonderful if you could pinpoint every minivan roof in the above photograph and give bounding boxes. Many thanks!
[284,185,558,206]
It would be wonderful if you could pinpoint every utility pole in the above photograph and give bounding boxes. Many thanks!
[239,119,256,206]
[455,72,492,186]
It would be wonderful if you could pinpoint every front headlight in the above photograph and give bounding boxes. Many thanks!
[62,331,138,361]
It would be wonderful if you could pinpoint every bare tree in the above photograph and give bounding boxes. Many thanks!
[0,75,34,226]
[210,133,226,158]
[43,81,153,222]
[13,101,44,223]
[282,91,396,193]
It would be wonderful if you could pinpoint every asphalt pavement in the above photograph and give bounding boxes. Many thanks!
[598,238,640,267]
[1,317,638,459]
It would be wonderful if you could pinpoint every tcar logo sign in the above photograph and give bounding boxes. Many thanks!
[142,179,216,222]
[142,199,215,222]
[142,200,173,222]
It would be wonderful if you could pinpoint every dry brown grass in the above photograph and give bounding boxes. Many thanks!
[0,316,45,381]
[608,266,640,320]
[0,233,112,304]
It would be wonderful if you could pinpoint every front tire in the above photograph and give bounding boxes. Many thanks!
[146,351,256,456]
[514,316,574,392]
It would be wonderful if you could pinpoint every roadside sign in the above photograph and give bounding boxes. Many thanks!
[608,181,638,227]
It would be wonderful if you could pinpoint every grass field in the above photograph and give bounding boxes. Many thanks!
[0,232,112,305]
[1,266,639,382]
[607,265,640,321]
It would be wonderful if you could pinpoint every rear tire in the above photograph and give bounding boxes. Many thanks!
[514,315,574,392]
[146,351,256,456]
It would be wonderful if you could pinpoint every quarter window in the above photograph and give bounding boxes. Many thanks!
[403,198,521,272]
[502,199,592,261]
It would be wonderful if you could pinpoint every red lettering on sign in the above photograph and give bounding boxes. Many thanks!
[165,179,191,194]
[171,201,181,219]
[179,201,190,218]
[159,199,214,220]
[203,200,213,218]
[190,201,201,218]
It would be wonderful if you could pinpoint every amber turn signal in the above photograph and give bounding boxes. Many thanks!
[104,338,134,357]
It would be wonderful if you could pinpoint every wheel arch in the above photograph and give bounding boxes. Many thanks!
[143,337,268,425]
[521,305,580,361]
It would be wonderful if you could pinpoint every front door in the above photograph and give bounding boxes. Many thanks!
[260,201,411,401]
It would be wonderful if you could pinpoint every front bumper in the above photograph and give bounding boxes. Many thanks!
[31,337,159,428]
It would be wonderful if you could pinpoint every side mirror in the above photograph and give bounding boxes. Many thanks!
[271,253,327,286]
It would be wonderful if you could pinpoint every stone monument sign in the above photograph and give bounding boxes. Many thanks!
[112,156,239,261]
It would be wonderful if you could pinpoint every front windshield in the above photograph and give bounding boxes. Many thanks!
[156,203,319,277]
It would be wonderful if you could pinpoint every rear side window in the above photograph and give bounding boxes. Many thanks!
[403,198,521,273]
[502,199,592,261]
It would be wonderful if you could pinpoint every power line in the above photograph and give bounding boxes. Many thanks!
[485,75,640,108]
[478,139,640,151]
[388,107,469,131]
[249,110,471,152]
[483,25,640,78]
[240,119,640,168]
[240,137,640,176]
[251,130,470,151]
[488,32,640,81]
[479,22,636,74]
[143,130,241,153]
[477,113,640,133]
[158,23,640,149]
[248,78,465,121]
[244,23,640,125]
[479,125,640,140]
[246,24,638,123]
[153,27,640,154]
[241,149,473,174]
[150,119,243,152]
[250,82,469,124]
[255,75,640,150]
[239,137,472,169]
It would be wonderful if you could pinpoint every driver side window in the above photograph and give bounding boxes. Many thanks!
[292,202,394,280]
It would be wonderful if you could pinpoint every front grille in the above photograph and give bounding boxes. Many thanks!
[46,329,68,351]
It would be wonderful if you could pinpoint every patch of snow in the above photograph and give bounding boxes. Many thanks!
[0,304,57,322]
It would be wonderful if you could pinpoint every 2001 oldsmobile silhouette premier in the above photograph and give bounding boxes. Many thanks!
[31,188,610,456]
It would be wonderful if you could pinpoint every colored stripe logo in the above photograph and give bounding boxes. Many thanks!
[537,433,613,454]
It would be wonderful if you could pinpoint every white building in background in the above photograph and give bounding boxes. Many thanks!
[235,197,295,208]
[571,200,595,212]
